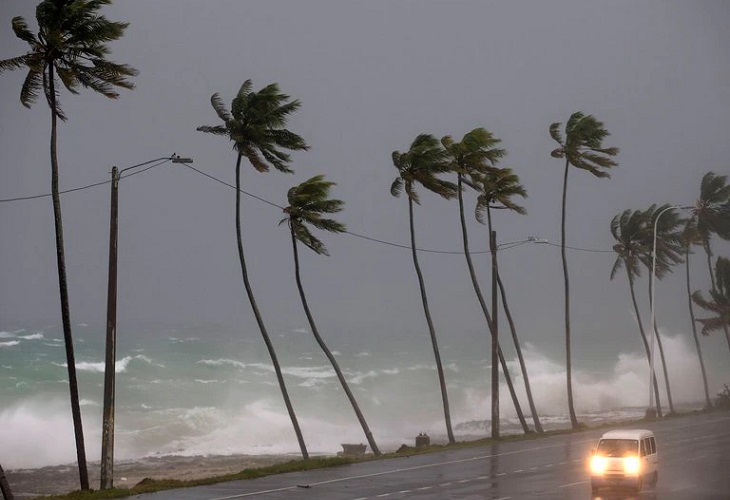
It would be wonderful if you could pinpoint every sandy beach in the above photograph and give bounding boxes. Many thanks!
[6,454,295,498]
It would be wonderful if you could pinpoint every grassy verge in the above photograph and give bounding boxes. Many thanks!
[24,405,728,500]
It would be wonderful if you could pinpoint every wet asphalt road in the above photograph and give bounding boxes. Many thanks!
[133,411,730,500]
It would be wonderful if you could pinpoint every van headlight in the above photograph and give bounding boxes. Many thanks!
[623,456,641,475]
[590,456,608,475]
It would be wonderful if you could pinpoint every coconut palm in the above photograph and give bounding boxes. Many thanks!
[391,134,458,443]
[610,208,663,417]
[197,80,310,459]
[642,204,685,415]
[693,256,730,337]
[0,462,13,500]
[680,222,712,407]
[281,175,381,456]
[442,128,538,434]
[691,172,730,351]
[550,112,618,428]
[0,1,138,489]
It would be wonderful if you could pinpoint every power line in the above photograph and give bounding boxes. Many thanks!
[0,157,614,255]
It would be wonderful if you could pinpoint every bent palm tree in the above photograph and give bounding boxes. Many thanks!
[550,112,618,428]
[197,80,310,459]
[281,175,381,456]
[0,462,13,500]
[610,208,663,417]
[680,222,712,407]
[442,128,536,434]
[693,257,730,337]
[642,204,685,415]
[691,172,730,351]
[391,134,458,444]
[0,1,137,489]
[474,165,543,433]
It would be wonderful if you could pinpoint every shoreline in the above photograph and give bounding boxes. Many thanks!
[7,454,295,498]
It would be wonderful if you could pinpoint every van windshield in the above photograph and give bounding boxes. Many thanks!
[597,439,638,457]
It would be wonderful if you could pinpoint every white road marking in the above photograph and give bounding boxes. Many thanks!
[560,480,588,488]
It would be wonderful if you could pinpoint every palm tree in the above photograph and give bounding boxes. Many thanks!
[281,175,381,456]
[0,1,137,489]
[693,256,730,338]
[474,166,544,433]
[442,128,538,434]
[550,112,618,428]
[680,221,712,408]
[391,134,458,444]
[197,80,310,459]
[691,172,730,351]
[643,204,685,415]
[610,208,663,417]
[0,462,13,500]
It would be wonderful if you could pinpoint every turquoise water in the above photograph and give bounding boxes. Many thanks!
[0,322,701,469]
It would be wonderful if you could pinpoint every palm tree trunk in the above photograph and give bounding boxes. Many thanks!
[704,241,730,352]
[626,268,663,417]
[648,281,675,414]
[560,160,579,429]
[408,195,455,444]
[0,463,14,500]
[49,66,89,491]
[685,248,711,407]
[496,272,544,432]
[454,178,529,433]
[290,229,381,455]
[234,154,308,459]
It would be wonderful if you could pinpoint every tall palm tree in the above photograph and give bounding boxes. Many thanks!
[391,134,458,444]
[693,256,730,337]
[474,165,544,433]
[610,208,663,417]
[0,1,137,489]
[281,175,381,456]
[0,462,13,500]
[642,204,685,415]
[550,112,618,428]
[680,221,712,408]
[442,128,537,434]
[197,80,310,459]
[691,172,730,351]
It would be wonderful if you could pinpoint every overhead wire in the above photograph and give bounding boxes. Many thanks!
[0,157,614,255]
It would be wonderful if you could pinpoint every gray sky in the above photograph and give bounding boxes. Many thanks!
[1,1,729,378]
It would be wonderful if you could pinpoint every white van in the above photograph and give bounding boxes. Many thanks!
[589,429,658,494]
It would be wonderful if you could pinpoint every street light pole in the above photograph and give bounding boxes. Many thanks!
[100,155,192,490]
[647,204,690,418]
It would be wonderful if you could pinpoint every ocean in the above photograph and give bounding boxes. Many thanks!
[0,322,706,470]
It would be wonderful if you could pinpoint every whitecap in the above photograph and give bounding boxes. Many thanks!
[19,333,44,340]
[0,341,20,348]
[197,358,246,369]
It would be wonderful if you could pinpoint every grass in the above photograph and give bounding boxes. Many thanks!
[23,405,729,500]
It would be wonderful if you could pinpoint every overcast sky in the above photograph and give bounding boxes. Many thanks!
[1,0,729,377]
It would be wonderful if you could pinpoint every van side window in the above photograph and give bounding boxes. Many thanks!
[640,439,647,457]
[649,437,656,454]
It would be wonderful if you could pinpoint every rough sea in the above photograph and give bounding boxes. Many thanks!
[0,322,706,469]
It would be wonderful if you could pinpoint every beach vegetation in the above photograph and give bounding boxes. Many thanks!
[390,134,458,444]
[549,112,619,429]
[281,174,382,456]
[197,79,310,459]
[0,0,138,490]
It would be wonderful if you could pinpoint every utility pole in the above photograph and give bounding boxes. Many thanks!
[490,230,499,439]
[100,166,119,490]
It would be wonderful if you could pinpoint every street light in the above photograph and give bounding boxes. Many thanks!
[647,204,692,418]
[100,155,192,490]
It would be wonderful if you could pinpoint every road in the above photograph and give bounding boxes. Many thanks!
[135,411,730,500]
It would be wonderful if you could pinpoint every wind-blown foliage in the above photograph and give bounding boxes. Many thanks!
[391,133,458,443]
[550,111,618,429]
[197,79,310,459]
[0,0,138,490]
[693,257,730,336]
[443,128,538,435]
[282,175,381,456]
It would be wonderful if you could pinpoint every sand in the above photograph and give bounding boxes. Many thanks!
[5,454,294,498]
